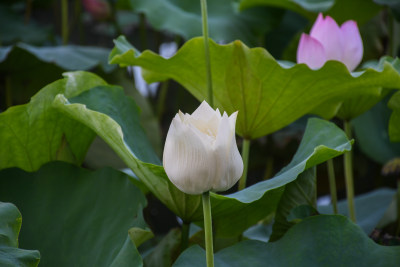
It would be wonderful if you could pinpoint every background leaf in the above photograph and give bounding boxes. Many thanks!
[269,167,317,241]
[0,4,50,45]
[242,221,273,243]
[109,236,144,267]
[110,37,400,139]
[352,94,400,164]
[388,91,400,142]
[326,0,381,25]
[318,188,396,234]
[174,215,400,267]
[0,202,40,267]
[0,44,118,110]
[239,0,381,24]
[0,43,115,73]
[143,228,181,267]
[239,0,332,19]
[0,162,147,267]
[374,0,400,21]
[129,0,283,46]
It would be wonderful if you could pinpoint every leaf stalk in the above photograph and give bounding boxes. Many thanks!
[238,139,250,191]
[181,222,190,252]
[200,0,213,107]
[61,0,69,44]
[327,159,338,214]
[344,120,356,222]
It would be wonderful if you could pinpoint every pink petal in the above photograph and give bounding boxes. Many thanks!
[297,33,327,69]
[340,20,363,71]
[310,13,342,61]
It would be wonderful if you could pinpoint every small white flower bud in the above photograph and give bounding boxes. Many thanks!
[163,101,243,195]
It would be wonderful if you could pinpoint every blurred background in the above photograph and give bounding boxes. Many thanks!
[1,0,400,236]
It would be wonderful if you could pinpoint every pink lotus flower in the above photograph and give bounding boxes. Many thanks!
[82,0,110,20]
[297,13,363,71]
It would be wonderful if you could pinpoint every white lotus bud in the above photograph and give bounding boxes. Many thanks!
[163,101,243,195]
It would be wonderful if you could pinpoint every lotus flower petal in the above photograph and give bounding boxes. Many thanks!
[340,20,363,71]
[213,111,243,191]
[297,33,327,69]
[163,115,215,194]
[163,101,243,195]
[190,101,221,137]
[310,13,342,61]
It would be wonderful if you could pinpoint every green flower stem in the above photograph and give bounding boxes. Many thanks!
[74,0,84,44]
[327,159,338,214]
[200,0,213,107]
[344,120,356,222]
[181,222,190,252]
[25,0,32,24]
[202,191,214,267]
[157,81,169,120]
[238,139,250,191]
[396,179,400,236]
[109,0,122,37]
[262,155,274,180]
[61,0,69,44]
[139,13,148,50]
[389,11,400,58]
[5,76,12,108]
[393,19,400,58]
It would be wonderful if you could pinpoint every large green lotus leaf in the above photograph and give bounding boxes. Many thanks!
[67,86,160,165]
[319,188,396,235]
[388,91,400,142]
[173,215,400,267]
[0,71,109,172]
[0,43,115,73]
[239,0,381,24]
[209,118,352,236]
[82,71,163,170]
[0,202,40,267]
[53,79,351,234]
[109,36,400,139]
[269,167,316,241]
[336,91,389,121]
[352,94,400,164]
[128,0,283,46]
[0,162,148,266]
[337,58,400,121]
[83,77,163,169]
[52,86,203,222]
[106,70,163,157]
